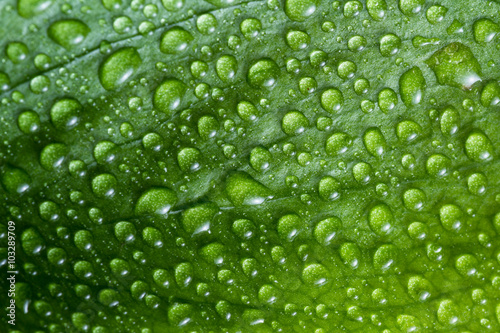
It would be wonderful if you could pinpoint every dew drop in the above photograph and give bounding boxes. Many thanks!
[48,19,90,49]
[99,47,142,90]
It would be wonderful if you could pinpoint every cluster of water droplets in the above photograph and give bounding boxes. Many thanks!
[1,0,500,332]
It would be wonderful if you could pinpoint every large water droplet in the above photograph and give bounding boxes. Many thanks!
[135,188,178,215]
[6,42,29,63]
[160,28,193,54]
[363,128,386,156]
[225,172,272,206]
[1,165,31,194]
[286,30,310,50]
[473,18,499,43]
[399,0,425,16]
[216,55,238,83]
[367,0,387,21]
[480,81,500,106]
[48,19,90,49]
[247,58,279,88]
[378,88,398,113]
[153,79,187,115]
[284,0,319,22]
[282,111,309,136]
[399,67,426,106]
[321,88,343,113]
[18,0,54,18]
[465,131,494,162]
[426,42,482,90]
[40,143,68,170]
[50,98,81,131]
[99,47,142,90]
[182,203,218,236]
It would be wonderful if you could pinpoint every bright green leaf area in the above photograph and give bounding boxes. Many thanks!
[1,0,500,332]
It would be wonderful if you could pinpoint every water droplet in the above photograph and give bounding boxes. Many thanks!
[114,221,136,243]
[468,173,487,195]
[153,79,187,115]
[50,98,81,131]
[326,132,351,156]
[399,0,424,16]
[396,120,422,141]
[182,203,218,236]
[142,132,163,151]
[480,81,500,106]
[2,165,31,194]
[196,13,217,34]
[378,88,398,113]
[354,78,370,95]
[473,18,499,43]
[286,30,310,51]
[348,35,366,52]
[284,0,319,22]
[373,244,398,272]
[94,141,117,164]
[6,42,29,63]
[17,110,40,134]
[142,227,164,247]
[302,263,329,286]
[92,173,117,198]
[426,154,450,176]
[40,143,68,170]
[236,100,258,121]
[168,303,193,327]
[177,147,202,172]
[247,58,279,88]
[225,172,272,206]
[318,176,341,200]
[367,0,387,21]
[369,204,394,235]
[216,55,238,82]
[232,219,256,239]
[337,60,356,79]
[340,242,361,268]
[29,75,50,94]
[258,284,280,305]
[314,217,341,246]
[48,19,89,49]
[426,42,482,90]
[465,131,494,162]
[380,34,401,57]
[399,66,426,106]
[135,187,178,215]
[363,128,386,156]
[408,222,428,241]
[160,28,193,54]
[200,242,226,265]
[102,0,122,11]
[282,110,308,135]
[99,47,142,90]
[344,1,363,18]
[403,188,426,211]
[353,162,372,184]
[250,146,271,171]
[299,77,317,94]
[198,115,218,140]
[240,18,262,39]
[321,88,343,113]
[113,16,133,34]
[426,5,447,24]
[440,204,463,231]
[18,0,54,17]
[161,0,184,11]
[440,106,460,135]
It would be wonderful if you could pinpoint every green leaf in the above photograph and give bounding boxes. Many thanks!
[1,0,500,332]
